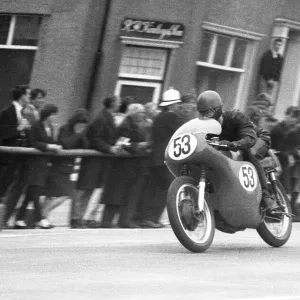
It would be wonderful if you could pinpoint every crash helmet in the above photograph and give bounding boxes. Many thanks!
[196,90,223,119]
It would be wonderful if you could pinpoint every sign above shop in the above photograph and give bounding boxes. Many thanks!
[120,18,185,41]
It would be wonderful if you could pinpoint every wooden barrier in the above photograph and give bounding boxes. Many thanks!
[0,146,149,158]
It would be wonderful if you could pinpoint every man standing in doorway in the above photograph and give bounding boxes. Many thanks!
[258,38,284,100]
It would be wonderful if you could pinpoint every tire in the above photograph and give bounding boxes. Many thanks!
[257,180,292,247]
[167,176,215,253]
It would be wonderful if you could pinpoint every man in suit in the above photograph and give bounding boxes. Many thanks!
[141,87,183,228]
[258,38,284,98]
[0,85,31,199]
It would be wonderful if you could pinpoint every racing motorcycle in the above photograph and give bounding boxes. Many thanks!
[165,118,292,253]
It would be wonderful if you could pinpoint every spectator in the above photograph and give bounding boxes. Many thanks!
[144,102,159,124]
[31,88,47,110]
[101,103,151,228]
[270,106,300,195]
[248,92,278,131]
[114,96,134,127]
[141,87,183,228]
[22,88,47,125]
[0,85,31,200]
[273,107,300,217]
[4,88,47,226]
[14,104,62,229]
[76,96,121,228]
[176,92,198,123]
[43,109,90,228]
[258,38,284,98]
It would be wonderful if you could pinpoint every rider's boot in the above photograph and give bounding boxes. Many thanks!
[262,189,282,215]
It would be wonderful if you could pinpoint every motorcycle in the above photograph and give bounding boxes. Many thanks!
[165,118,292,253]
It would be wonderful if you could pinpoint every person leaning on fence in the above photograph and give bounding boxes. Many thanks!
[14,104,62,229]
[0,85,31,201]
[101,103,151,228]
[76,96,122,228]
[42,109,90,229]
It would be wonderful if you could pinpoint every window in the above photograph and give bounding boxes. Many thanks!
[0,14,42,109]
[115,46,168,103]
[115,80,161,105]
[198,31,247,71]
[196,22,264,111]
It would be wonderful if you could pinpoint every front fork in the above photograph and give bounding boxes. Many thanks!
[267,169,284,207]
[198,167,206,212]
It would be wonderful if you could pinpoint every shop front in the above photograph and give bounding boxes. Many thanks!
[114,18,185,105]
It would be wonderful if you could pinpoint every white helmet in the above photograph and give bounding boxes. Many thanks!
[160,87,181,107]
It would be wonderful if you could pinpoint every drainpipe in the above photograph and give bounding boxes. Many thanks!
[85,0,112,110]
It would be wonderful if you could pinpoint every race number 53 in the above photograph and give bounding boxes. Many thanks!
[168,133,197,160]
[239,164,258,192]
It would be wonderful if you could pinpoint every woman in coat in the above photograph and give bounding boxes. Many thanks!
[100,103,151,228]
[43,109,90,228]
[14,104,62,229]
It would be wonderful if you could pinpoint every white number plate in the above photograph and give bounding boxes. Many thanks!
[239,164,258,192]
[168,133,197,160]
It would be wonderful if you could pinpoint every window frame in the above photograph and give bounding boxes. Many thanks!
[0,14,40,50]
[118,45,168,81]
[197,22,265,110]
[115,80,162,104]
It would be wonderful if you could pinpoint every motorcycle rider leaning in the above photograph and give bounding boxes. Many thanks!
[196,90,282,215]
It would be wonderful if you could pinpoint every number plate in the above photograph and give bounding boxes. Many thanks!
[239,164,258,192]
[168,133,197,160]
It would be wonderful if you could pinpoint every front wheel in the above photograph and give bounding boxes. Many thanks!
[167,176,215,253]
[257,180,292,247]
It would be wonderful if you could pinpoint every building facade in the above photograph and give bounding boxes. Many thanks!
[1,0,300,126]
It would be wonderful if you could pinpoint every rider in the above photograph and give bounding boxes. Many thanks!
[196,90,281,215]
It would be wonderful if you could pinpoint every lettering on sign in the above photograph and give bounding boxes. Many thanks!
[120,18,185,41]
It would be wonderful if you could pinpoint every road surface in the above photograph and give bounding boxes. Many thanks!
[1,224,300,300]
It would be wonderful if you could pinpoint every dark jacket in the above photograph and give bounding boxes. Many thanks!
[151,111,182,166]
[77,109,118,190]
[220,110,257,150]
[56,115,89,174]
[117,116,151,154]
[44,114,89,197]
[270,120,300,152]
[88,109,118,153]
[0,104,22,146]
[255,125,271,148]
[101,116,150,206]
[25,121,56,187]
[259,50,283,82]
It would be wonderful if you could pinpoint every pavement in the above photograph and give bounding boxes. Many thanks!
[1,221,300,300]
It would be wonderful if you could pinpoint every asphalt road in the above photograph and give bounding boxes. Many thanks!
[1,224,300,300]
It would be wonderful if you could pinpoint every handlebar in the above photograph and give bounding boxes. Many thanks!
[206,140,229,149]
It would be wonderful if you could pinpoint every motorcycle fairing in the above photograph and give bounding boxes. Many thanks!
[165,118,263,229]
[172,118,222,137]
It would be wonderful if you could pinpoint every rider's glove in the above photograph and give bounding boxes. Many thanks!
[219,140,238,151]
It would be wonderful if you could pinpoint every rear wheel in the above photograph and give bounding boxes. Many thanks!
[257,180,292,247]
[167,176,215,253]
